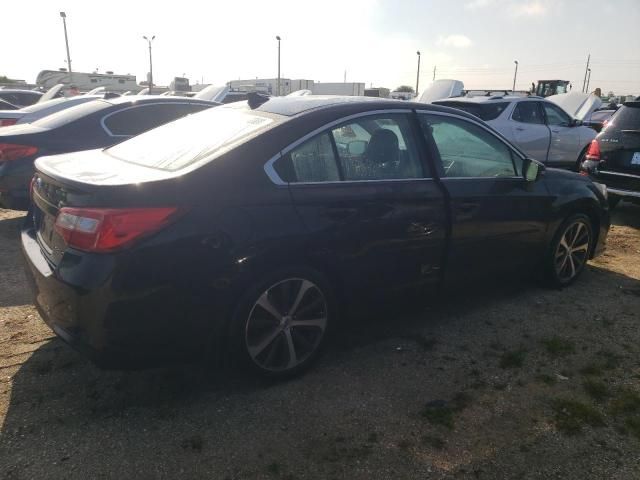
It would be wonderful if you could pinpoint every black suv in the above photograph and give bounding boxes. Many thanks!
[581,101,640,207]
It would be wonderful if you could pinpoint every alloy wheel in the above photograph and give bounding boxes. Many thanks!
[554,220,591,283]
[245,278,328,372]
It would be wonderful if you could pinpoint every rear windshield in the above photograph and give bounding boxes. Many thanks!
[107,105,277,171]
[21,96,88,113]
[607,103,640,130]
[435,101,509,121]
[31,100,109,128]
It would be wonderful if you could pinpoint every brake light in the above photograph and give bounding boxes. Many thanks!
[0,119,18,127]
[0,143,38,161]
[585,139,601,161]
[54,207,180,252]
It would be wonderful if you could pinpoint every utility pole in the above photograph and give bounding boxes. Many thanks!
[344,69,346,83]
[433,65,436,81]
[416,51,421,94]
[586,68,592,93]
[59,12,73,84]
[276,35,281,96]
[143,35,155,94]
[512,60,519,92]
[582,53,590,93]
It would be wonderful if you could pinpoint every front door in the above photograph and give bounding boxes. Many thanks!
[509,100,550,162]
[417,111,551,281]
[542,101,581,168]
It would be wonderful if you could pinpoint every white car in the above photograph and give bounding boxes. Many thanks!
[434,95,597,169]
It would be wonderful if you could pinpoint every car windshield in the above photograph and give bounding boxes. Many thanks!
[435,101,509,121]
[31,100,109,128]
[107,104,278,171]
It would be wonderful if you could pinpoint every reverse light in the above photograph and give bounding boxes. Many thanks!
[0,143,38,161]
[54,207,180,252]
[585,139,601,162]
[0,119,18,127]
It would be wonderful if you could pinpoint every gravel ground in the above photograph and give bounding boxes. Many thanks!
[1,204,639,479]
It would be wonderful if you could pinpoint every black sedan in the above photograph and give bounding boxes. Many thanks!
[0,96,218,209]
[581,101,640,208]
[22,96,610,377]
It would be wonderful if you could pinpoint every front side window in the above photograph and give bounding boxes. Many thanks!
[512,102,544,124]
[420,114,517,178]
[543,103,571,126]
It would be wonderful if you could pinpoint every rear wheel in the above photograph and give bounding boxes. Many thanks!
[231,267,336,378]
[545,214,593,288]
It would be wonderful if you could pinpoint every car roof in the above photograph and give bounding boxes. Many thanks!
[252,95,485,122]
[436,95,540,104]
[100,95,219,106]
[0,89,42,95]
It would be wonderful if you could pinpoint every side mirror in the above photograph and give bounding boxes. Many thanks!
[523,157,544,182]
[569,118,582,127]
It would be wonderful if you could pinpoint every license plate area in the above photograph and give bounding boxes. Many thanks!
[631,152,640,166]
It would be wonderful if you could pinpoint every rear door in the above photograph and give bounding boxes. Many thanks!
[509,100,550,162]
[542,101,581,167]
[271,110,447,295]
[417,111,551,280]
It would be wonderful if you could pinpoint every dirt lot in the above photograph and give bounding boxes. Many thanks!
[1,204,639,479]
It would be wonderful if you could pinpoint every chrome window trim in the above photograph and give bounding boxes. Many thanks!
[598,170,640,180]
[263,109,416,185]
[608,188,640,198]
[100,101,206,138]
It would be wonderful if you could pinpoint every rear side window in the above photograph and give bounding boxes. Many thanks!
[512,102,544,124]
[285,133,340,182]
[103,103,211,136]
[420,114,518,177]
[607,104,640,130]
[436,101,509,121]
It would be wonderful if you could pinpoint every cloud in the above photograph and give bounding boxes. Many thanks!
[437,35,473,48]
[464,0,495,9]
[511,1,547,16]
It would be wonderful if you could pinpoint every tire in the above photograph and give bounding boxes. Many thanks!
[544,213,594,288]
[608,195,621,210]
[229,266,337,379]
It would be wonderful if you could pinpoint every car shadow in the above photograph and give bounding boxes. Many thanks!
[0,213,31,308]
[2,262,639,477]
[612,200,640,228]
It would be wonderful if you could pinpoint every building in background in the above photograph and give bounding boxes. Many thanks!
[228,78,365,96]
[36,69,138,93]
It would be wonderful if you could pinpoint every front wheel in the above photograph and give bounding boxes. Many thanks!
[230,267,336,379]
[545,214,593,288]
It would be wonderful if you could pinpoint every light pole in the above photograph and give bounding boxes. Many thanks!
[59,12,73,84]
[276,35,281,96]
[416,51,421,95]
[586,68,592,93]
[512,60,518,92]
[143,35,155,94]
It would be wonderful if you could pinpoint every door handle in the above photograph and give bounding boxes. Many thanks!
[515,126,525,131]
[551,129,560,133]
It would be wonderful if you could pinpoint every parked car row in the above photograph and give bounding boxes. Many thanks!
[0,88,43,108]
[21,95,610,377]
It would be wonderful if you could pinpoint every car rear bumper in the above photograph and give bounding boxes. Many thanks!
[582,163,640,201]
[20,224,213,369]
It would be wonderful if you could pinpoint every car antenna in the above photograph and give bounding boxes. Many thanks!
[247,92,271,109]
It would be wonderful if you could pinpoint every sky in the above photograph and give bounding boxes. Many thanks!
[3,0,640,95]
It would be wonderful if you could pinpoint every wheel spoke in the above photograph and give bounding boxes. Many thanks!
[256,292,282,321]
[571,223,584,246]
[291,317,327,330]
[248,327,282,358]
[289,280,314,316]
[283,328,298,369]
[560,236,570,251]
[567,253,576,278]
[571,242,589,254]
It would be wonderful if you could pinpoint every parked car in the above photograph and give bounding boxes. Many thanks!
[433,95,597,169]
[0,99,18,111]
[0,96,218,209]
[22,96,610,377]
[580,101,640,207]
[582,109,616,133]
[0,94,108,128]
[0,89,42,107]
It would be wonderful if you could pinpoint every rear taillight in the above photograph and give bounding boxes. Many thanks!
[0,143,38,161]
[585,139,601,162]
[0,119,18,127]
[54,207,180,253]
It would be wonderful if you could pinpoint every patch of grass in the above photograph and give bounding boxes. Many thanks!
[500,349,526,369]
[579,363,603,376]
[266,462,280,475]
[420,392,472,430]
[609,389,640,415]
[597,350,624,370]
[489,341,503,351]
[421,435,446,450]
[536,374,557,386]
[552,398,605,434]
[624,417,640,440]
[583,379,610,402]
[543,337,575,357]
